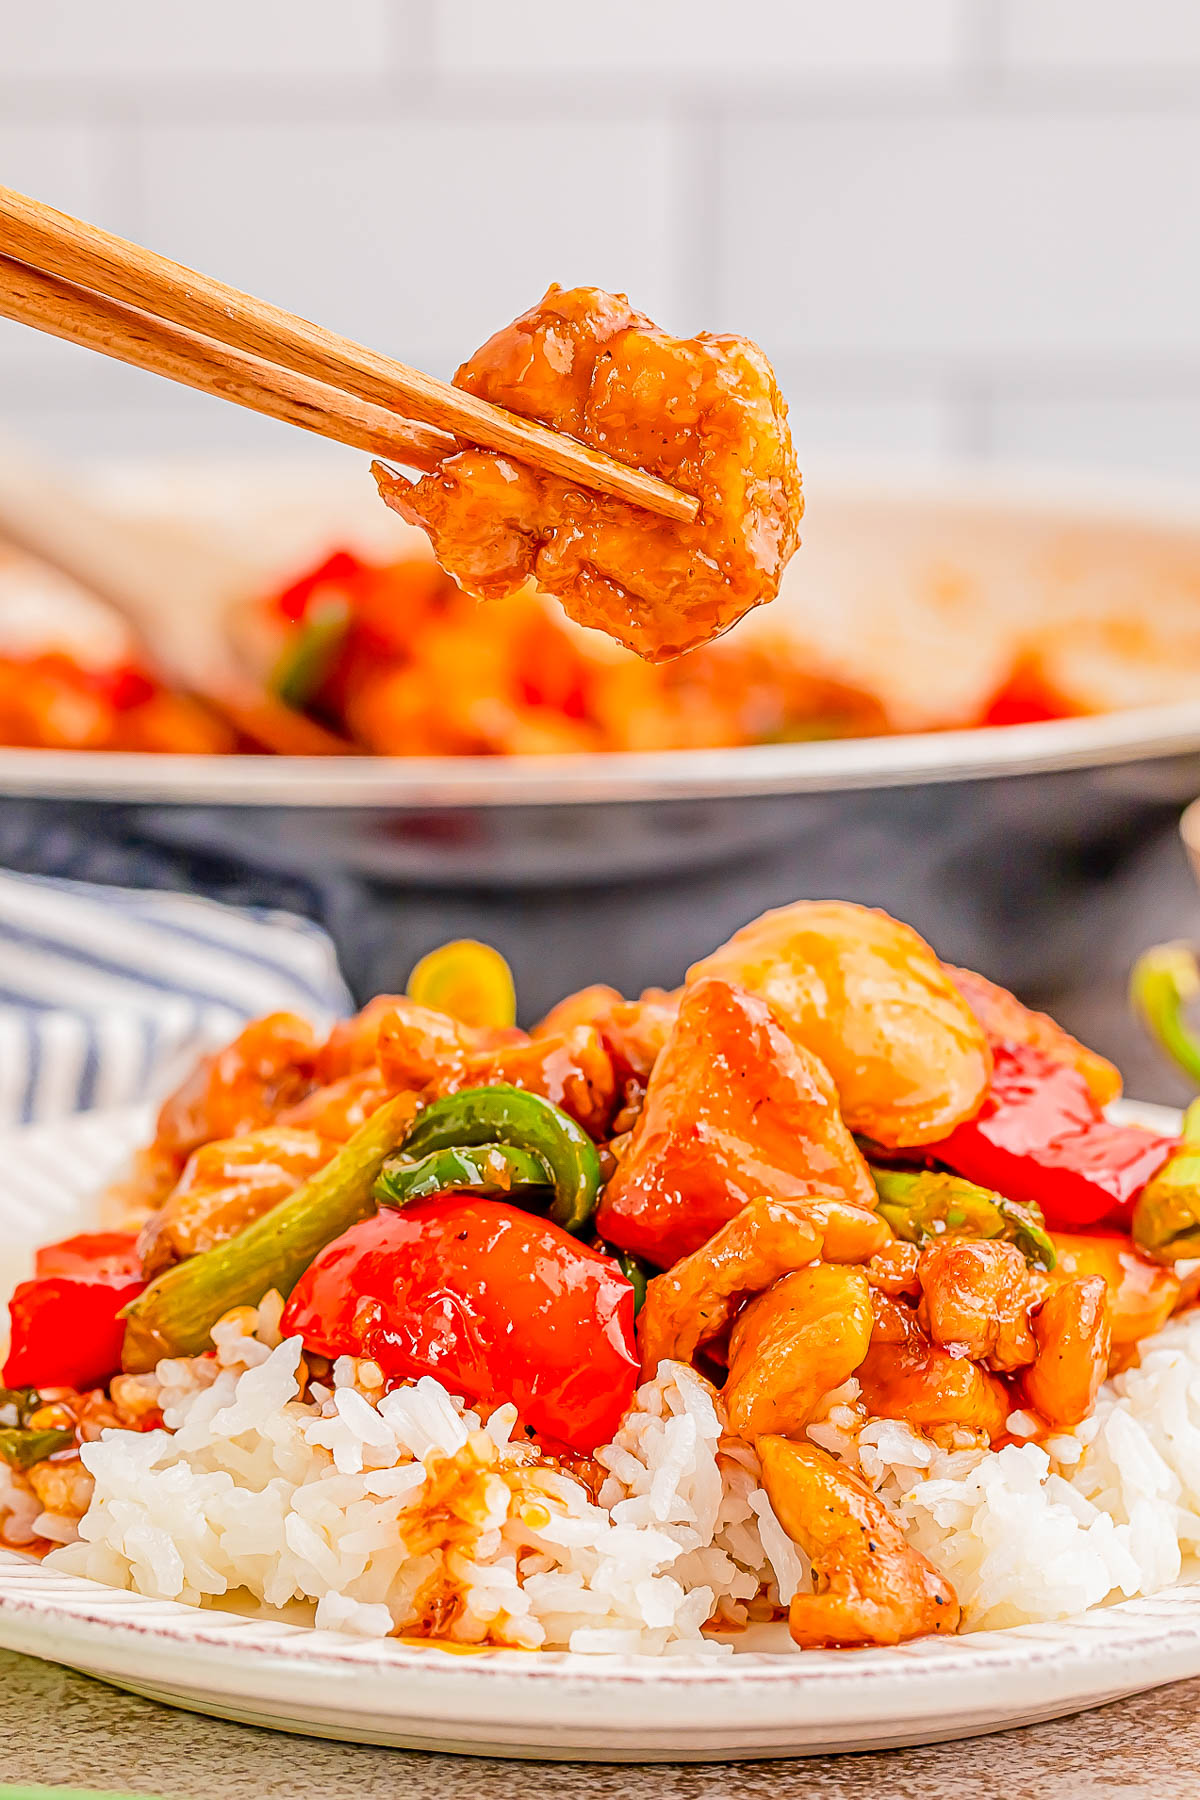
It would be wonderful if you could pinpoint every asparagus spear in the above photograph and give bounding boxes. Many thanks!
[119,1093,416,1371]
[0,1426,76,1470]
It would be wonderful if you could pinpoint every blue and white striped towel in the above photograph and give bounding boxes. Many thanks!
[0,871,354,1125]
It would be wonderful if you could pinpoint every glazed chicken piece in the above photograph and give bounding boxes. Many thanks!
[317,994,412,1079]
[275,1066,393,1142]
[1022,1277,1111,1428]
[1051,1230,1180,1351]
[247,994,475,1145]
[255,994,457,1143]
[150,1013,320,1175]
[533,985,678,1087]
[376,999,618,1139]
[597,976,880,1267]
[375,997,485,1093]
[857,1293,1010,1441]
[474,1027,618,1139]
[375,285,804,663]
[135,993,568,1270]
[723,1264,874,1440]
[915,1239,1043,1371]
[912,1238,1113,1429]
[636,1193,888,1375]
[946,964,1122,1107]
[865,1240,921,1299]
[319,991,527,1080]
[689,901,991,1148]
[757,1435,960,1649]
[138,1126,331,1276]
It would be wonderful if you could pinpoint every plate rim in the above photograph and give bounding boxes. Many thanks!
[5,1549,1200,1758]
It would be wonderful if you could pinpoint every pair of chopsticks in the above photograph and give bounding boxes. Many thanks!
[0,186,698,526]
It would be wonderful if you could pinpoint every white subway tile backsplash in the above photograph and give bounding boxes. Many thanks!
[0,393,363,465]
[0,0,393,79]
[0,123,107,214]
[1002,0,1200,73]
[776,373,958,462]
[718,115,1200,365]
[132,119,684,369]
[988,389,1200,475]
[436,0,964,79]
[3,1,1199,489]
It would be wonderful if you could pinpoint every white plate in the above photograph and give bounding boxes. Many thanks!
[0,1097,1196,1763]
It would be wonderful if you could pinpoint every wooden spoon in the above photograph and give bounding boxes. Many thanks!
[0,436,357,754]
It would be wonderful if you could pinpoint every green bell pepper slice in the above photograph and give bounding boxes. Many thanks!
[375,1142,553,1208]
[613,1248,651,1315]
[871,1165,1056,1271]
[397,1085,602,1235]
[0,1387,44,1428]
[1133,1098,1200,1262]
[1130,942,1200,1088]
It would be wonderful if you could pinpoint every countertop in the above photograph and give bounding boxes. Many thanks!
[1,1648,1197,1800]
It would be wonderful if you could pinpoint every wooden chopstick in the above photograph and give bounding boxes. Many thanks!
[0,186,700,526]
[0,253,456,471]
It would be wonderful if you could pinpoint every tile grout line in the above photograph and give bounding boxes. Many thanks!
[393,0,437,80]
[956,0,1009,96]
[9,70,1200,129]
[673,102,723,328]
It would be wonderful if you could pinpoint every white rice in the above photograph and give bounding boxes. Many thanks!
[46,1307,790,1655]
[815,1310,1200,1631]
[41,1305,1200,1651]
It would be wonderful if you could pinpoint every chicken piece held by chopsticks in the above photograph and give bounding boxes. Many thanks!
[376,285,804,663]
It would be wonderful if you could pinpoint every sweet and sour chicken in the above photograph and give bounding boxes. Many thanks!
[689,901,992,1146]
[757,1435,960,1649]
[13,899,1197,1655]
[376,285,804,663]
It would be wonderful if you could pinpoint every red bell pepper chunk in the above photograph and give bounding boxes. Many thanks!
[281,1198,639,1454]
[84,662,158,713]
[979,656,1080,728]
[4,1231,145,1391]
[929,1041,1178,1230]
[274,549,368,623]
[34,1231,143,1278]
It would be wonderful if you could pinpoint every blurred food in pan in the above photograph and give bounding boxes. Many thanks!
[0,538,1101,758]
[2,469,1200,760]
